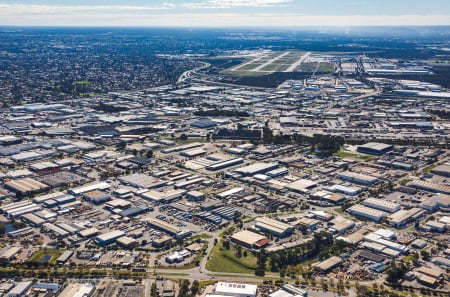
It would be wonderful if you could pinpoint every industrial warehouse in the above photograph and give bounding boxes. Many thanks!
[0,46,448,296]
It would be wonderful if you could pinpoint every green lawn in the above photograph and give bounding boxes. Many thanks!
[334,148,373,160]
[260,64,290,72]
[198,280,218,289]
[190,233,212,240]
[28,248,63,265]
[234,63,260,71]
[423,164,437,174]
[317,62,335,73]
[206,244,257,273]
[72,81,92,86]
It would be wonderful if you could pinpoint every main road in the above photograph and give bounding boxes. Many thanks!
[177,62,211,84]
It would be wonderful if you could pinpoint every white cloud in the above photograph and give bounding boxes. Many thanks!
[0,3,176,15]
[182,0,291,9]
[0,4,448,27]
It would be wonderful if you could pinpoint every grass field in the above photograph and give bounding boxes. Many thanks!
[334,148,373,160]
[423,164,437,174]
[72,81,92,86]
[227,51,313,76]
[317,62,335,73]
[297,62,318,72]
[198,280,218,289]
[260,64,290,72]
[28,248,63,265]
[235,63,261,71]
[206,243,257,273]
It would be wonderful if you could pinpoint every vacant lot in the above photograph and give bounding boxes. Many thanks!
[29,248,63,265]
[206,243,257,273]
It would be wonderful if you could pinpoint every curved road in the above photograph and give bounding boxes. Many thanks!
[177,62,211,84]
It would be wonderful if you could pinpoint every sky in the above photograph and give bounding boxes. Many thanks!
[0,0,450,27]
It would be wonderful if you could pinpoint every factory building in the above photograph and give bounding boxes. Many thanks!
[161,142,203,154]
[78,228,99,238]
[0,247,22,262]
[56,250,74,265]
[357,142,393,156]
[118,206,150,218]
[233,162,279,176]
[6,281,32,297]
[174,177,204,189]
[116,236,138,249]
[230,230,270,249]
[217,187,245,199]
[213,282,258,297]
[347,204,387,222]
[314,256,342,272]
[326,184,362,196]
[186,190,205,201]
[5,178,49,196]
[266,167,289,178]
[431,257,450,268]
[376,160,415,171]
[328,217,355,234]
[180,148,207,158]
[68,181,111,196]
[3,203,42,219]
[336,171,379,186]
[205,157,244,171]
[286,179,317,193]
[388,208,425,228]
[310,190,346,205]
[0,136,22,145]
[119,173,166,189]
[363,232,409,254]
[254,217,293,237]
[409,180,450,194]
[95,230,125,246]
[280,284,307,297]
[83,190,111,204]
[165,251,184,264]
[430,164,450,177]
[58,283,95,297]
[420,195,450,212]
[141,217,191,239]
[141,189,186,203]
[43,223,69,237]
[21,213,46,227]
[361,198,401,213]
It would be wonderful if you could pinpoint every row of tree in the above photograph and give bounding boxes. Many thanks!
[177,280,200,297]
[261,127,345,156]
[251,231,354,277]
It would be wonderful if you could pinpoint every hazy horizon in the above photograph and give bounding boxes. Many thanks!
[0,0,449,27]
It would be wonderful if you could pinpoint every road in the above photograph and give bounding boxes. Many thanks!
[252,51,291,72]
[285,52,311,72]
[177,62,210,84]
[230,53,268,71]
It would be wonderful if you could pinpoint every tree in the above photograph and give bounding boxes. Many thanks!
[386,261,407,284]
[236,245,242,258]
[222,240,230,250]
[420,250,430,260]
[190,280,199,297]
[255,250,267,276]
[178,280,190,297]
